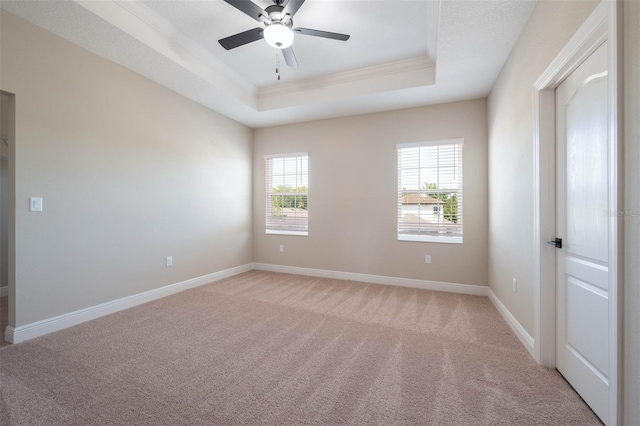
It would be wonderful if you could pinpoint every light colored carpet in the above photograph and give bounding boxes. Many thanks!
[0,271,599,425]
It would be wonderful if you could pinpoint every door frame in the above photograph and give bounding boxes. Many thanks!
[532,1,623,424]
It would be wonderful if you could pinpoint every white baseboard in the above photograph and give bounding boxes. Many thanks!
[5,263,253,344]
[0,286,7,297]
[253,263,489,296]
[4,262,532,357]
[487,288,535,358]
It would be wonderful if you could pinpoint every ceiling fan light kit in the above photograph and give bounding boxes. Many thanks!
[264,23,294,49]
[219,0,350,68]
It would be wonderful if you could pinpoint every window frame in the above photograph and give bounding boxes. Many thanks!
[396,139,464,244]
[264,152,309,237]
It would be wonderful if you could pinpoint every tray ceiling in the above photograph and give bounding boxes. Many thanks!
[0,0,536,128]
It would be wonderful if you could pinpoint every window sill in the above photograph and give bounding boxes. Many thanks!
[398,235,463,244]
[266,230,308,236]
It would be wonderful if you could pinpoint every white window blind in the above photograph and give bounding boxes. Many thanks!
[397,139,463,243]
[265,153,309,236]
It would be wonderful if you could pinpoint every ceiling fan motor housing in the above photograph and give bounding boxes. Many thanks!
[264,5,292,27]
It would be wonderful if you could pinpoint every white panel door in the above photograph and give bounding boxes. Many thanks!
[555,41,609,422]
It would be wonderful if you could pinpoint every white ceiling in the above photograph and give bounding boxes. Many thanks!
[1,0,536,128]
[142,0,432,88]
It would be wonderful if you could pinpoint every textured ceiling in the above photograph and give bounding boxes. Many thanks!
[0,0,536,128]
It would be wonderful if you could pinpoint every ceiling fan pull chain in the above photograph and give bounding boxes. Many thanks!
[276,53,281,81]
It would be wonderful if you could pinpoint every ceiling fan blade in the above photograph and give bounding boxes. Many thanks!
[222,0,265,22]
[282,0,306,18]
[292,28,350,41]
[281,47,299,68]
[219,27,264,50]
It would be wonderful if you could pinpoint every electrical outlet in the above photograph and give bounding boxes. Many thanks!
[424,255,431,264]
[166,256,173,267]
[279,244,284,253]
[30,197,43,212]
[512,278,517,292]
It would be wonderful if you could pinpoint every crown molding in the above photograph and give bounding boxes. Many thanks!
[68,1,440,118]
[74,0,438,115]
[257,57,436,112]
[259,56,434,100]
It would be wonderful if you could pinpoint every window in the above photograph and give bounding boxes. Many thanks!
[265,153,308,236]
[397,139,463,243]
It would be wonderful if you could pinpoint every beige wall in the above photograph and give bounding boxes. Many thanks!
[487,0,599,334]
[623,1,640,423]
[254,99,488,286]
[0,11,253,327]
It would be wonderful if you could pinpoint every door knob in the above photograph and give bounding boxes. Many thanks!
[547,238,562,248]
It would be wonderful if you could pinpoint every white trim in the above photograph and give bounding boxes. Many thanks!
[6,263,546,365]
[487,289,535,358]
[398,235,462,244]
[396,138,464,149]
[532,1,620,424]
[5,263,253,344]
[258,57,434,100]
[532,84,558,368]
[607,1,623,422]
[265,230,308,236]
[253,263,488,296]
[0,286,7,297]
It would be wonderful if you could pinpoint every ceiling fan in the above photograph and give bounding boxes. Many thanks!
[218,0,350,68]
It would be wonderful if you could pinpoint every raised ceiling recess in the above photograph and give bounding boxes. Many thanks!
[0,0,535,127]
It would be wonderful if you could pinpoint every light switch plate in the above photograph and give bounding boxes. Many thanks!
[30,197,43,212]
